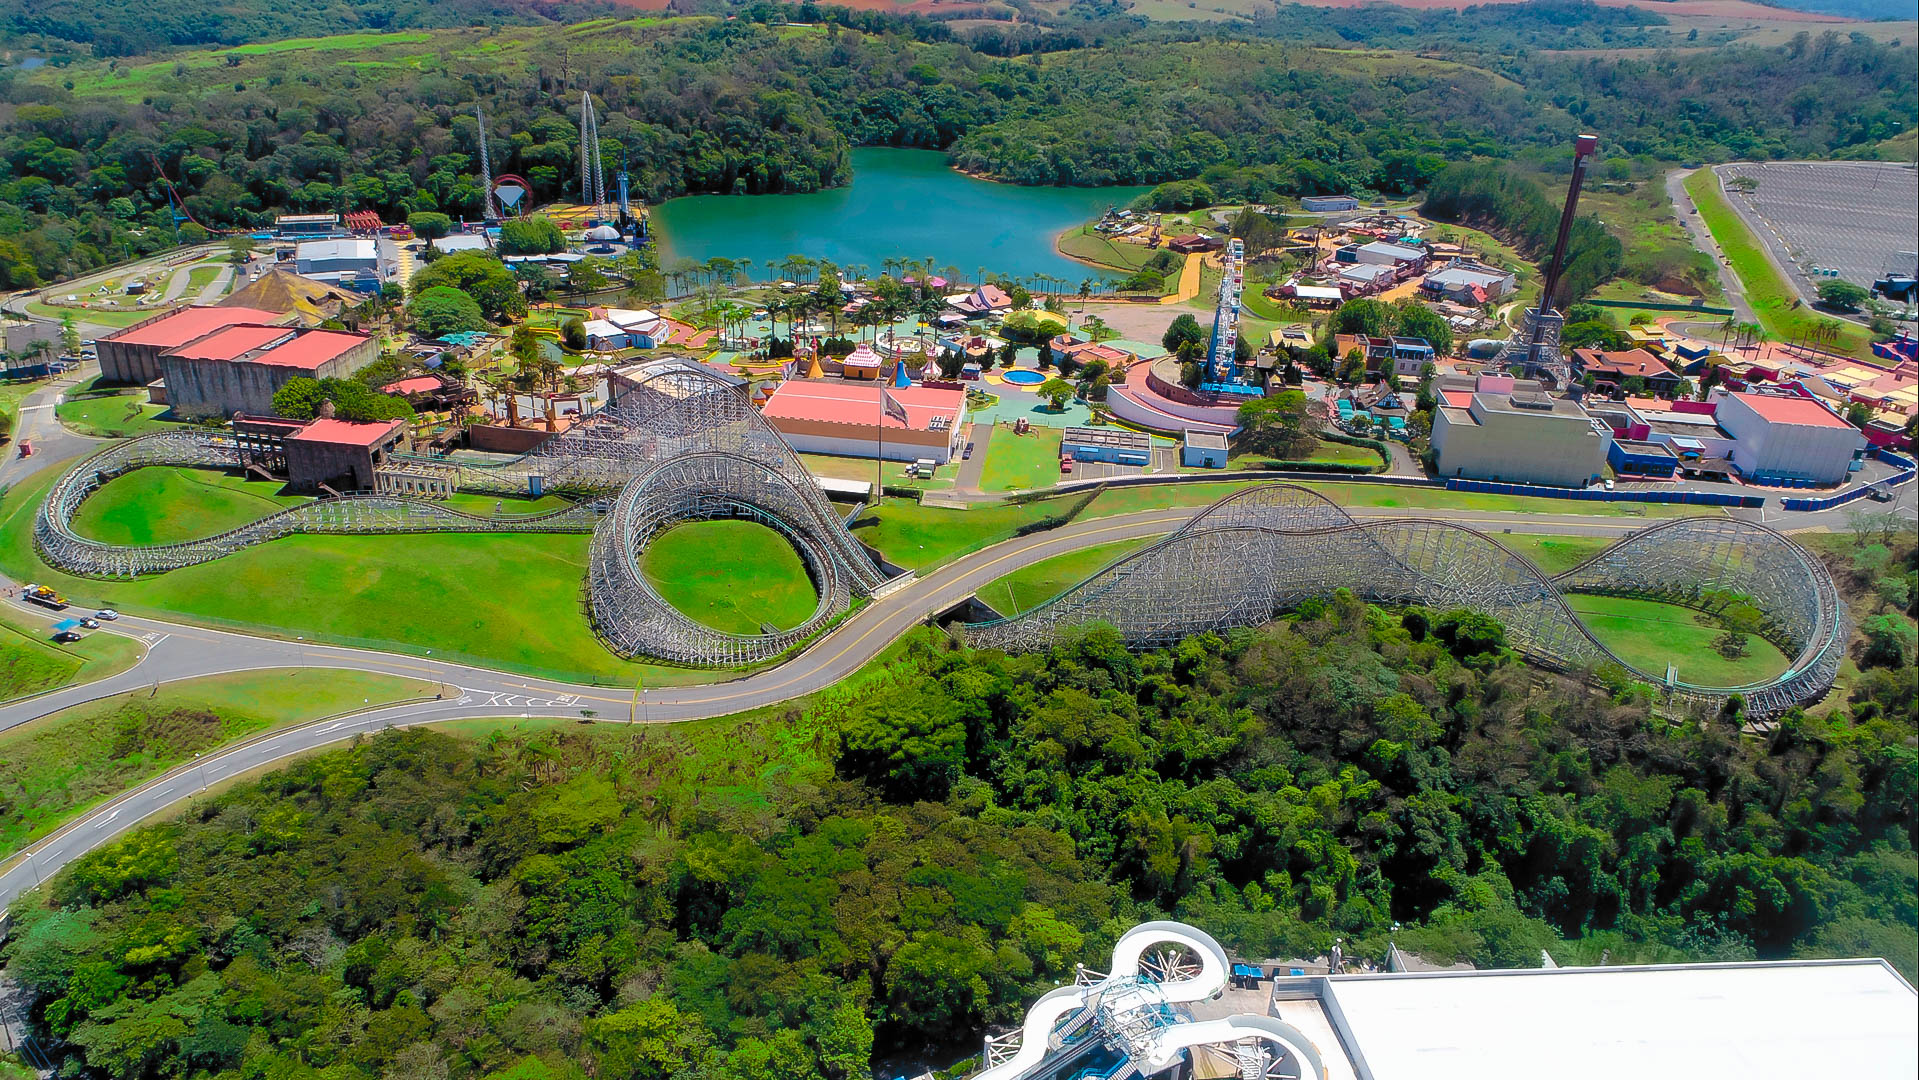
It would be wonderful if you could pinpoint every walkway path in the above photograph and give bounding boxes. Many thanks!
[954,422,992,493]
[1666,167,1757,326]
[192,265,233,304]
[1160,252,1203,305]
[158,263,196,304]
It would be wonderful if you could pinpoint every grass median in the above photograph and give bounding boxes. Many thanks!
[0,604,144,702]
[1683,169,1871,359]
[0,668,433,860]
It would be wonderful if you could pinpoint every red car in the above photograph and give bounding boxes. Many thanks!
[17,439,31,458]
[1060,457,1074,474]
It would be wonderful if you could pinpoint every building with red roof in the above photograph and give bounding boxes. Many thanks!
[1711,390,1865,485]
[96,305,285,384]
[761,380,968,463]
[1572,348,1683,396]
[161,325,379,419]
[283,417,408,492]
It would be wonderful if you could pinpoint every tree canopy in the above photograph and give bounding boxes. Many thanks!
[498,217,567,257]
[410,251,525,322]
[409,285,487,338]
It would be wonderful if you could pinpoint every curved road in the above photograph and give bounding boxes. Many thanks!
[0,422,1911,908]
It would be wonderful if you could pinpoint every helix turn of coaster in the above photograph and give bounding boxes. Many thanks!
[965,484,1845,720]
[977,920,1328,1080]
[33,360,886,666]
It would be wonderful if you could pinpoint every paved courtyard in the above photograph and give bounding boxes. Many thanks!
[1717,162,1918,292]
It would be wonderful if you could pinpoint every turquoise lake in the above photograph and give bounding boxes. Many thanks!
[650,148,1151,284]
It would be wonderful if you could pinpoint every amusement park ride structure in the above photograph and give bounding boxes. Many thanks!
[33,365,1844,714]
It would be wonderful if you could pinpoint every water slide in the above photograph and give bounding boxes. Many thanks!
[974,921,1327,1080]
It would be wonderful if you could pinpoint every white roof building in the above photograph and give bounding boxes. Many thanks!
[1315,959,1916,1080]
[580,319,627,346]
[431,234,490,254]
[972,920,1918,1080]
[1355,241,1425,266]
[605,308,663,331]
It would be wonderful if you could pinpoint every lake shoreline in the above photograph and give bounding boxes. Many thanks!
[650,147,1150,283]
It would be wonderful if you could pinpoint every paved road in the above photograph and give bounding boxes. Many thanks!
[0,389,1912,907]
[1666,168,1755,325]
[1,365,107,491]
[0,487,1791,909]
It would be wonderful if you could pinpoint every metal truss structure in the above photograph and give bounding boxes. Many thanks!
[966,484,1845,718]
[34,360,885,666]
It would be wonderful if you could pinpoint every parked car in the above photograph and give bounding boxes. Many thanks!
[95,609,120,620]
[962,441,974,460]
[1603,479,1615,491]
[1867,487,1893,503]
[1060,457,1074,474]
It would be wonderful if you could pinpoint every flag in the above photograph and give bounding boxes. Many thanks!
[880,389,909,428]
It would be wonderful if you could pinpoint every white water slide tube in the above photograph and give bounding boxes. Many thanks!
[972,921,1328,1080]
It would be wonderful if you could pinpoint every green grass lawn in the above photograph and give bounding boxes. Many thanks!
[55,391,179,438]
[797,452,955,492]
[70,467,308,545]
[439,490,577,516]
[975,536,1159,616]
[0,464,722,686]
[0,668,432,860]
[1684,169,1871,359]
[981,425,1064,492]
[1057,225,1164,272]
[852,498,1070,571]
[25,302,156,329]
[182,263,226,296]
[0,605,144,702]
[1498,534,1611,575]
[1567,593,1791,688]
[640,521,819,635]
[1195,441,1384,473]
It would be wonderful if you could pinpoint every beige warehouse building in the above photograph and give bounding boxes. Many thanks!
[1432,385,1611,488]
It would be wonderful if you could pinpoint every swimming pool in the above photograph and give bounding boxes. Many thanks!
[1001,368,1046,386]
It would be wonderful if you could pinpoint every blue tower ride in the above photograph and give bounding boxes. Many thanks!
[1202,238,1258,395]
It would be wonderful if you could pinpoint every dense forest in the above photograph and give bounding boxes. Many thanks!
[1420,162,1623,308]
[6,532,1913,1080]
[0,7,1911,287]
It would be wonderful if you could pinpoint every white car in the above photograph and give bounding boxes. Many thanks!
[95,608,119,620]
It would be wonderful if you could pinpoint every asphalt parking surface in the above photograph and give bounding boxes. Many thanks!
[1718,162,1918,292]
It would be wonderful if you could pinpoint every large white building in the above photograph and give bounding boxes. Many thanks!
[293,239,388,292]
[1712,390,1866,484]
[1431,378,1611,487]
[968,921,1916,1080]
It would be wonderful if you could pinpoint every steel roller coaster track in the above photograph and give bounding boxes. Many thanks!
[965,484,1845,719]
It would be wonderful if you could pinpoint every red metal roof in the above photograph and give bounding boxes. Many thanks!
[381,376,443,396]
[1731,392,1852,429]
[248,330,367,370]
[286,418,404,447]
[106,306,284,349]
[761,380,964,432]
[166,324,293,361]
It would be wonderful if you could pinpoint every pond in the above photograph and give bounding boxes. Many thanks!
[650,148,1151,285]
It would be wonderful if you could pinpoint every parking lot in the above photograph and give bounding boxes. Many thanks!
[1717,162,1918,292]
